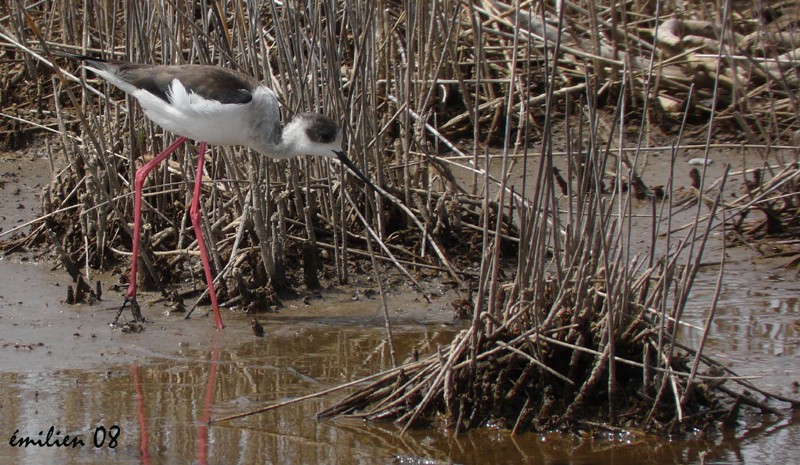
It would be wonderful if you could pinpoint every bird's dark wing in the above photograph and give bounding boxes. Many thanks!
[56,53,258,105]
[119,64,257,105]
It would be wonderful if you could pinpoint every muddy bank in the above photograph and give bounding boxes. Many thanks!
[0,254,459,371]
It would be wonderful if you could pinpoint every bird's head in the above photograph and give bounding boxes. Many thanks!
[285,112,378,192]
[284,112,345,159]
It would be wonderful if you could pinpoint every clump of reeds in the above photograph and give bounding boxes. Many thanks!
[317,79,777,433]
[318,0,800,433]
[724,157,800,248]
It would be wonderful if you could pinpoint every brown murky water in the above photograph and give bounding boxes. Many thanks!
[1,150,799,464]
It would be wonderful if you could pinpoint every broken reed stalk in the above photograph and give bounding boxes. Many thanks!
[680,208,726,407]
[342,187,397,366]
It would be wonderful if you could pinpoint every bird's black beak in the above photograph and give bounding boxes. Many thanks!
[334,150,379,193]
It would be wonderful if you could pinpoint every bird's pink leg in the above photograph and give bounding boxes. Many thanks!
[115,136,187,325]
[189,142,225,330]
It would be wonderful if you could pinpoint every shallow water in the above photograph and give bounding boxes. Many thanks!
[2,338,796,465]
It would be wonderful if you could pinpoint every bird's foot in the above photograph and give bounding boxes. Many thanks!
[112,295,146,327]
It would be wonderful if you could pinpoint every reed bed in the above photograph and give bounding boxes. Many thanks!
[1,0,799,433]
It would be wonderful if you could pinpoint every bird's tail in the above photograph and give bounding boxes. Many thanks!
[51,51,111,68]
[50,51,140,96]
[51,51,97,60]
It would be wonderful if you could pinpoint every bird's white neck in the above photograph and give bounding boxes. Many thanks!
[248,120,301,158]
[266,119,309,158]
[252,115,342,159]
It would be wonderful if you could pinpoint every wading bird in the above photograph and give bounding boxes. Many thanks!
[61,53,377,330]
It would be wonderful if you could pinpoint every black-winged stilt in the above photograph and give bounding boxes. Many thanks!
[61,53,377,330]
